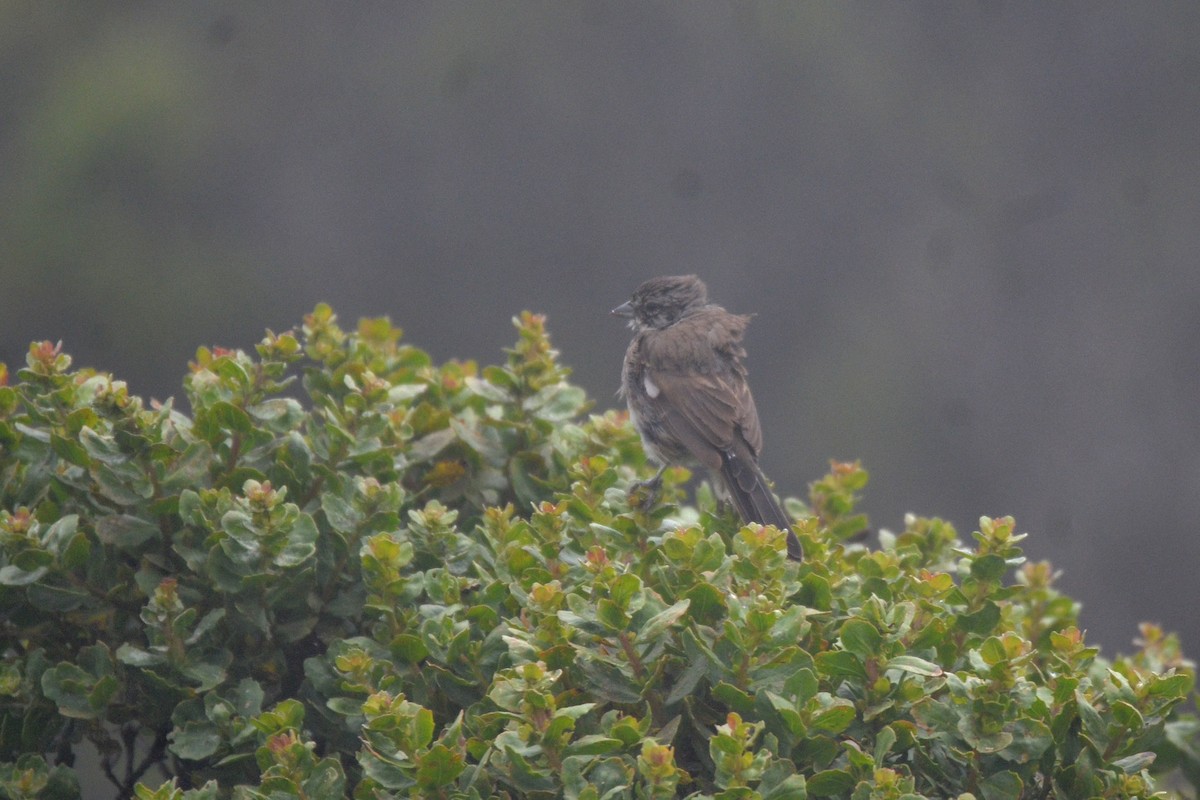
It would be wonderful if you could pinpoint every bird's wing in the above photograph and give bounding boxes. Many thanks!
[638,312,763,468]
[647,371,739,470]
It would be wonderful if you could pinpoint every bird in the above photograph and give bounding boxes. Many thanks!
[612,275,803,561]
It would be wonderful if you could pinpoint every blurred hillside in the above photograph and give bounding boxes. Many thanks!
[3,3,1200,654]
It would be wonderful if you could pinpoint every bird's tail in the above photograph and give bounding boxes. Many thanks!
[719,451,804,562]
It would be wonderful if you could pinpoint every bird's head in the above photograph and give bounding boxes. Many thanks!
[611,275,709,331]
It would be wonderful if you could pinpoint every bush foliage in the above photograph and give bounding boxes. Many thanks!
[1,307,1198,800]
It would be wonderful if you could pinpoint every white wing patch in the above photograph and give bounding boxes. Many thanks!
[644,374,661,398]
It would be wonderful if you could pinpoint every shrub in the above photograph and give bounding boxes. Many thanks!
[0,307,1197,799]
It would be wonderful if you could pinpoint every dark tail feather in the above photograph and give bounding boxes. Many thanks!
[719,451,804,562]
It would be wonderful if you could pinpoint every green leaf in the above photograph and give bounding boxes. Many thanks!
[13,549,53,572]
[508,455,544,505]
[524,384,587,421]
[1112,751,1156,773]
[910,698,958,733]
[501,745,557,791]
[0,564,48,586]
[665,654,709,707]
[391,634,429,664]
[555,702,597,721]
[253,698,306,733]
[1148,672,1193,699]
[301,758,347,798]
[969,553,1009,581]
[956,602,1001,635]
[170,721,222,761]
[576,657,642,704]
[979,770,1023,800]
[1111,700,1144,731]
[41,664,116,720]
[93,461,152,504]
[59,530,92,569]
[116,644,166,668]
[810,701,856,734]
[38,511,78,548]
[838,618,882,660]
[958,715,1012,753]
[464,376,510,402]
[321,492,362,535]
[609,573,642,609]
[884,655,943,677]
[327,697,365,716]
[388,382,430,402]
[761,691,806,737]
[978,636,1007,666]
[814,650,868,681]
[179,490,205,526]
[51,433,90,467]
[596,599,628,631]
[638,599,690,642]
[95,514,160,548]
[229,678,265,719]
[276,511,318,567]
[685,581,727,626]
[842,741,874,771]
[806,769,854,796]
[873,725,897,766]
[409,428,456,461]
[248,398,305,430]
[998,716,1052,763]
[416,743,464,789]
[564,735,624,757]
[188,609,227,645]
[358,750,412,790]
[182,658,228,692]
[784,668,819,703]
[450,415,506,465]
[0,386,18,415]
[760,766,807,800]
[202,401,253,435]
[79,426,125,464]
[712,682,756,717]
[27,582,89,612]
[163,441,214,489]
[1075,688,1108,746]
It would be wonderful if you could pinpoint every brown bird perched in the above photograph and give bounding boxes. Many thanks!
[612,275,803,561]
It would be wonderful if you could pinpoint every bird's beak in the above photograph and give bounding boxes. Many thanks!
[611,300,634,318]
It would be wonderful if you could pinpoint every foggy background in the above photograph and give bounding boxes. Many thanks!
[4,3,1199,657]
